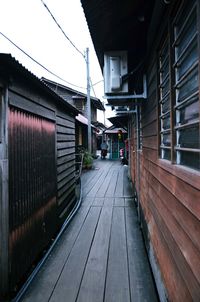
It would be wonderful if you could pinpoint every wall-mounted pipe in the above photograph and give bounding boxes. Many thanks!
[135,105,141,223]
[128,105,141,223]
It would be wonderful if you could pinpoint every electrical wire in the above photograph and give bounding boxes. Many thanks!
[90,78,96,97]
[41,0,85,59]
[0,31,86,90]
[40,0,103,97]
[93,79,103,86]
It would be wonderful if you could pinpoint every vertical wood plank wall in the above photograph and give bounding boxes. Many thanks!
[130,52,200,301]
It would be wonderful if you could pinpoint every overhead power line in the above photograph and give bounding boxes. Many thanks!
[93,79,103,86]
[0,31,86,90]
[90,79,96,97]
[40,1,102,99]
[41,0,85,58]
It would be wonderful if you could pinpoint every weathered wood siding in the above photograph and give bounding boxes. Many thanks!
[56,108,76,224]
[129,2,200,300]
[0,58,78,299]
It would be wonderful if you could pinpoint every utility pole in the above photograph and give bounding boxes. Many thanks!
[86,47,91,153]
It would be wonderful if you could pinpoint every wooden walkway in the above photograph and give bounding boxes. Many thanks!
[21,159,158,302]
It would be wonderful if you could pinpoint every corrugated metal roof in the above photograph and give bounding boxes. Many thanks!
[42,77,105,111]
[76,113,96,128]
[0,54,79,115]
[105,128,127,134]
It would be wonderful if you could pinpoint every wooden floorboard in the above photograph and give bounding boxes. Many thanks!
[21,159,158,302]
[92,197,105,206]
[76,206,113,302]
[115,165,125,197]
[22,205,91,302]
[85,168,111,198]
[95,168,114,198]
[105,169,118,197]
[114,197,125,206]
[49,207,101,302]
[123,166,133,197]
[125,206,159,301]
[104,197,114,206]
[104,206,130,302]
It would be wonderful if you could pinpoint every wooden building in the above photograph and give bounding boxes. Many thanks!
[0,54,79,299]
[42,78,105,155]
[104,126,127,159]
[81,0,200,301]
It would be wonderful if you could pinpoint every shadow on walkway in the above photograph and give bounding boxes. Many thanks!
[21,159,159,302]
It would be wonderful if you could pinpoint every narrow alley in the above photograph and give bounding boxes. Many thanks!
[20,159,158,302]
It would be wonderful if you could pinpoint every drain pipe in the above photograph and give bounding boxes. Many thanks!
[12,180,83,302]
[130,106,141,223]
[127,119,131,179]
[135,105,141,223]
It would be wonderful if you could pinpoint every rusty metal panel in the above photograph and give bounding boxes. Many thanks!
[8,106,57,293]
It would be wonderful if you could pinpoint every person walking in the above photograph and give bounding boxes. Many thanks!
[100,140,108,159]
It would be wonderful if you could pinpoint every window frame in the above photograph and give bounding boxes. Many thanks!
[158,35,172,161]
[158,0,200,171]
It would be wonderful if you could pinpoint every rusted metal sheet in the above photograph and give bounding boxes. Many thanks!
[8,106,57,292]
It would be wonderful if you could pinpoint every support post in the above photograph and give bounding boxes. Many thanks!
[86,48,91,153]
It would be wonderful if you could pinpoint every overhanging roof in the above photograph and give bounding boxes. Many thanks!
[105,127,127,134]
[75,114,97,128]
[42,77,105,111]
[0,54,79,115]
[81,0,155,73]
[108,115,128,130]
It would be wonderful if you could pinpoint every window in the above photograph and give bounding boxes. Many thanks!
[159,38,171,160]
[158,0,200,170]
[173,2,199,170]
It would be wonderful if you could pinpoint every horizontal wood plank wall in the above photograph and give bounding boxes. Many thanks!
[130,47,200,301]
[56,108,76,224]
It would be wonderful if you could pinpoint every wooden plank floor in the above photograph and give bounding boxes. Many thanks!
[21,159,158,302]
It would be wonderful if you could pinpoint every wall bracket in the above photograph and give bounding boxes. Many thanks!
[103,75,147,100]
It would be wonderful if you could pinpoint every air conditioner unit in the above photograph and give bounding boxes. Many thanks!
[104,51,128,94]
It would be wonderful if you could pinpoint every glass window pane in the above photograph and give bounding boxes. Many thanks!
[159,38,171,160]
[178,124,199,148]
[161,149,171,160]
[162,133,171,146]
[179,100,199,124]
[161,95,170,113]
[177,67,198,102]
[161,60,169,81]
[161,42,169,60]
[176,43,198,80]
[162,114,170,130]
[161,79,169,98]
[179,151,200,170]
[174,2,199,171]
[176,11,197,58]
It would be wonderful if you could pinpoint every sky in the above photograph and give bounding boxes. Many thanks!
[0,0,112,125]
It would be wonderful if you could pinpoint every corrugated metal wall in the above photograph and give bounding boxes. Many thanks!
[8,106,57,292]
[56,110,76,224]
